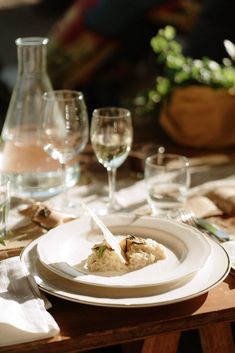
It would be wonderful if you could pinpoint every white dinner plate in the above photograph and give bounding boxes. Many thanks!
[36,215,211,289]
[20,235,230,308]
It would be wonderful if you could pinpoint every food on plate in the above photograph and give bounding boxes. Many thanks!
[87,234,166,272]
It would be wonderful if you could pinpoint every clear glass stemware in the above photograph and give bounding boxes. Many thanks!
[41,90,89,210]
[90,107,133,214]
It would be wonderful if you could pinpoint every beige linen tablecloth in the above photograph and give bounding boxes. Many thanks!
[0,189,233,253]
[2,158,235,252]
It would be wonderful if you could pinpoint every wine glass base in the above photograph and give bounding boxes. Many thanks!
[92,197,122,216]
[48,198,84,217]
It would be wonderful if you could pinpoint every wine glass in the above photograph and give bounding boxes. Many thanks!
[41,90,89,210]
[90,107,133,214]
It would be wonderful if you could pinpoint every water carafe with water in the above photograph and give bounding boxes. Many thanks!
[0,37,79,199]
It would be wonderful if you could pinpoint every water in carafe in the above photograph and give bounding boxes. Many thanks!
[0,37,79,199]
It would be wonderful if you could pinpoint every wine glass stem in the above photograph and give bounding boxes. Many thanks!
[60,162,68,204]
[107,168,116,207]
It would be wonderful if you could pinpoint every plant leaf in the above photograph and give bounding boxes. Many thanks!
[224,40,235,60]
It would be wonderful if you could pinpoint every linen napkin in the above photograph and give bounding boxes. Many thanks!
[115,179,147,209]
[0,256,60,347]
[206,186,235,215]
[19,201,75,229]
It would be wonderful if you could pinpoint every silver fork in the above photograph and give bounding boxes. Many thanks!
[179,209,230,243]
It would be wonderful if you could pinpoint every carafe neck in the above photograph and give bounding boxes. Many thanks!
[16,37,48,74]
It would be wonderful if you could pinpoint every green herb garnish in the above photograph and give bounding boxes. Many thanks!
[95,245,107,258]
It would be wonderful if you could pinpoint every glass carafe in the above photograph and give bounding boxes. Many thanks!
[0,37,79,199]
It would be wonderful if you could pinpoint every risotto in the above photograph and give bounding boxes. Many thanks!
[87,235,166,272]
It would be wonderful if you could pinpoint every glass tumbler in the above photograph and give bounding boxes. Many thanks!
[145,153,190,217]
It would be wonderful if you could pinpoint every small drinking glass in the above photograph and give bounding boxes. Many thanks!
[0,174,11,243]
[145,153,190,217]
[90,107,133,214]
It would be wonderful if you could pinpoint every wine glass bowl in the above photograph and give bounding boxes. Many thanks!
[42,90,89,209]
[90,107,133,214]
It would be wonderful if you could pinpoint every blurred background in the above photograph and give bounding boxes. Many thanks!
[0,0,235,139]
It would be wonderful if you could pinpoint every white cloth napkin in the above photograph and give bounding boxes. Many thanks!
[115,179,146,208]
[0,256,60,347]
[54,179,147,212]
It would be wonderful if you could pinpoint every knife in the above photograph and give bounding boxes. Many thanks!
[195,217,230,242]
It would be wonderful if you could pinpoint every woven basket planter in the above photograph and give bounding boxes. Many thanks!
[160,86,235,148]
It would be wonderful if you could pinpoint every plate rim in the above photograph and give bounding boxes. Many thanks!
[20,235,231,308]
[36,215,211,288]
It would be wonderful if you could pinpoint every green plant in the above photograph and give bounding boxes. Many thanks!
[142,25,235,107]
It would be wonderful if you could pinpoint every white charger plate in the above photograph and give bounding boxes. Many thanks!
[20,235,230,308]
[36,215,211,289]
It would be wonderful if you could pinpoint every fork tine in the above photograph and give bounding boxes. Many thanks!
[179,210,197,227]
[179,209,230,242]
